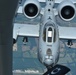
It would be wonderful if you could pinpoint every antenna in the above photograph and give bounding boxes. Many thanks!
[46,0,55,7]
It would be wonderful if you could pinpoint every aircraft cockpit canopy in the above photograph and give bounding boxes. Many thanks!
[47,27,52,42]
[43,25,56,43]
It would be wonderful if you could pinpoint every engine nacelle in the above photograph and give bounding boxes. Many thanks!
[58,0,76,21]
[23,0,41,19]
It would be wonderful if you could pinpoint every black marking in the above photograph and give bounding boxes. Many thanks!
[43,64,70,75]
[48,17,52,20]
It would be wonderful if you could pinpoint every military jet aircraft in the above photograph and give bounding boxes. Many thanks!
[13,0,76,75]
[0,0,76,75]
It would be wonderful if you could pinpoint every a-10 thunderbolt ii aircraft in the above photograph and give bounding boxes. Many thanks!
[13,0,76,74]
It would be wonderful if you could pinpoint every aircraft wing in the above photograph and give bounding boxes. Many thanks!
[59,26,76,39]
[38,0,76,3]
[13,23,39,39]
[13,23,76,40]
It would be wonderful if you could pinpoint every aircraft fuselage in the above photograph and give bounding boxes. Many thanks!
[38,1,60,68]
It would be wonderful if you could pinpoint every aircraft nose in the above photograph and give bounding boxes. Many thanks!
[44,56,53,66]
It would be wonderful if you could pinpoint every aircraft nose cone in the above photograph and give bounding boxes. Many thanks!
[44,59,53,66]
[44,56,53,66]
